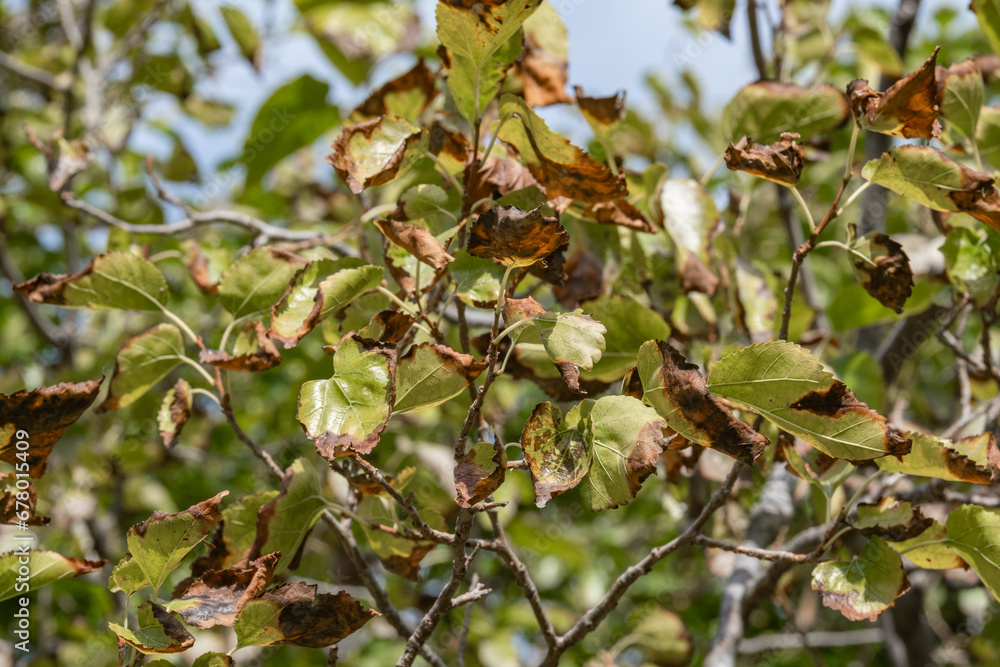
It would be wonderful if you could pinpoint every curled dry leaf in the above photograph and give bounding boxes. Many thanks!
[575,86,626,128]
[200,321,281,372]
[467,205,568,268]
[466,153,539,205]
[182,241,220,295]
[172,552,279,629]
[553,249,605,309]
[514,3,572,106]
[455,440,506,508]
[724,133,805,186]
[847,46,941,140]
[157,379,192,449]
[350,59,438,122]
[356,310,417,345]
[0,377,103,477]
[636,340,768,465]
[326,115,427,194]
[845,223,914,313]
[374,219,455,271]
[0,474,49,526]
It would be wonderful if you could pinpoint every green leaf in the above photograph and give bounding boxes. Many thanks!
[636,340,768,465]
[297,336,395,459]
[497,94,628,203]
[449,249,507,307]
[326,115,427,194]
[400,184,461,235]
[938,59,985,140]
[0,550,104,602]
[270,258,382,348]
[971,0,1000,57]
[394,343,486,414]
[587,395,667,511]
[779,438,854,499]
[977,105,1000,169]
[220,6,260,68]
[13,250,168,310]
[234,582,378,648]
[218,247,307,319]
[632,608,693,665]
[581,295,671,382]
[811,536,910,621]
[706,341,911,462]
[244,75,341,186]
[656,178,719,294]
[877,431,998,484]
[941,226,1000,306]
[734,260,777,342]
[124,491,227,596]
[358,492,445,580]
[533,310,606,371]
[96,324,184,412]
[108,601,194,654]
[436,0,541,121]
[722,81,849,143]
[946,505,1000,601]
[247,459,327,576]
[520,401,594,507]
[192,652,235,667]
[888,521,965,570]
[109,553,149,596]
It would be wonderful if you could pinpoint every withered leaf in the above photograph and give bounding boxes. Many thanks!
[877,431,999,483]
[553,249,605,309]
[351,60,438,122]
[173,553,279,629]
[846,223,914,313]
[455,440,506,508]
[497,94,628,203]
[157,379,192,449]
[326,115,427,194]
[339,462,416,498]
[374,219,455,271]
[182,241,220,295]
[110,601,195,655]
[356,310,417,345]
[636,340,768,465]
[199,321,281,372]
[514,4,572,106]
[579,198,656,233]
[480,333,611,400]
[467,205,568,268]
[466,154,539,204]
[520,401,593,507]
[847,46,942,140]
[855,498,934,542]
[0,378,103,477]
[575,87,626,127]
[724,133,805,186]
[0,474,49,526]
[236,582,379,648]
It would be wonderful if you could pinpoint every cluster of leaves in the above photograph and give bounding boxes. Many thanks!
[3,0,1000,665]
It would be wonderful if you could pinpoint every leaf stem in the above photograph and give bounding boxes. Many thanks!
[814,240,878,267]
[844,122,859,181]
[700,150,727,186]
[836,180,873,217]
[788,185,816,234]
[480,116,509,164]
[189,387,221,406]
[171,355,217,385]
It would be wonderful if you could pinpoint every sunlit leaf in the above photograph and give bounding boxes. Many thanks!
[847,46,941,139]
[723,82,850,143]
[467,204,568,268]
[580,296,671,382]
[656,178,719,294]
[350,60,438,123]
[0,550,104,602]
[394,343,486,413]
[724,132,804,186]
[97,324,184,412]
[811,536,910,621]
[937,57,985,139]
[946,505,1000,601]
[109,601,194,654]
[157,379,191,449]
[876,431,998,483]
[521,401,594,507]
[326,115,427,194]
[971,0,1000,57]
[14,251,168,310]
[220,6,260,69]
[218,247,308,319]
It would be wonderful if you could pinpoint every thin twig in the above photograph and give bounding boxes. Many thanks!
[692,536,818,563]
[0,51,70,90]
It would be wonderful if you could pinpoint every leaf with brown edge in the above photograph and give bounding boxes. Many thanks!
[467,204,568,268]
[299,336,395,459]
[325,115,427,194]
[181,241,222,296]
[466,153,539,204]
[234,582,379,649]
[521,401,594,507]
[200,321,281,372]
[876,431,998,483]
[1,550,105,602]
[455,440,506,508]
[845,223,914,313]
[497,94,628,203]
[0,378,103,477]
[847,46,942,140]
[374,219,455,271]
[169,553,279,629]
[513,3,572,106]
[0,474,49,526]
[811,537,911,622]
[394,343,487,414]
[855,497,934,542]
[349,59,438,122]
[355,310,417,345]
[578,198,656,233]
[553,249,606,309]
[575,87,626,129]
[724,133,805,186]
[157,379,191,449]
[108,601,195,655]
[636,340,768,465]
[480,333,611,400]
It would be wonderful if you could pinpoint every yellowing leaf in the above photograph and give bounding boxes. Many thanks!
[326,115,427,194]
[811,536,910,621]
[109,601,194,655]
[521,401,594,507]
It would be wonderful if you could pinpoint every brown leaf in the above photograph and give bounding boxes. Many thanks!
[455,440,506,508]
[173,553,280,628]
[158,379,191,449]
[374,219,455,271]
[135,603,195,653]
[338,462,416,497]
[503,296,546,321]
[643,341,768,465]
[515,30,572,106]
[527,246,568,287]
[356,310,417,345]
[724,132,805,185]
[0,474,49,526]
[945,433,1000,483]
[846,223,914,313]
[681,255,720,296]
[575,87,626,127]
[256,582,380,648]
[0,378,103,477]
[352,60,438,121]
[183,242,219,296]
[467,205,569,268]
[847,46,942,140]
[580,198,657,233]
[553,249,605,309]
[465,155,539,204]
[380,544,437,581]
[199,321,281,372]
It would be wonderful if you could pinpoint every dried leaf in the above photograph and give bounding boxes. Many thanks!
[0,378,103,477]
[575,87,626,128]
[375,219,455,271]
[847,46,942,140]
[326,115,427,194]
[876,431,998,483]
[455,440,506,508]
[109,601,195,654]
[350,60,438,122]
[356,310,417,345]
[467,204,568,268]
[157,379,192,449]
[855,498,934,542]
[200,321,281,372]
[724,132,805,186]
[579,198,656,233]
[514,3,571,106]
[846,223,914,313]
[172,553,279,629]
[181,241,221,295]
[521,401,594,507]
[0,474,49,526]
